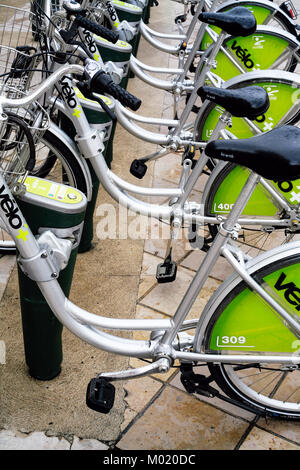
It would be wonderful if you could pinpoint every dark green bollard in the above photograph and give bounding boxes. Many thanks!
[143,0,151,24]
[60,89,116,253]
[94,36,132,90]
[112,0,143,75]
[16,177,87,380]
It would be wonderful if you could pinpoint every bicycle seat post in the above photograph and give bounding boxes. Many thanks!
[171,31,227,138]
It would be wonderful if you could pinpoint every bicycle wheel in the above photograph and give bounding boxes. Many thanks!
[201,0,298,51]
[202,161,300,252]
[0,129,89,255]
[194,70,300,251]
[196,26,300,83]
[195,246,300,419]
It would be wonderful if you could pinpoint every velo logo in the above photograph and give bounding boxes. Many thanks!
[60,78,82,118]
[231,40,254,69]
[83,29,97,54]
[106,1,117,21]
[60,77,77,109]
[0,184,22,230]
[274,272,300,312]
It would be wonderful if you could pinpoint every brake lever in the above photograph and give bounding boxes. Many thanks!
[76,82,117,122]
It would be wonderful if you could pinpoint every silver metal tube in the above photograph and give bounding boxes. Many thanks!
[175,350,300,364]
[173,32,227,136]
[219,44,245,74]
[108,170,183,197]
[130,56,183,75]
[37,280,156,357]
[260,178,292,212]
[222,246,300,336]
[114,103,173,145]
[178,22,208,81]
[160,172,261,346]
[140,21,181,54]
[0,64,84,109]
[129,57,175,90]
[139,20,186,40]
[115,102,179,127]
[66,299,173,331]
[177,112,230,206]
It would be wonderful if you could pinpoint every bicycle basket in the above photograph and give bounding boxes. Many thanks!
[0,5,42,94]
[0,84,50,190]
[0,4,38,49]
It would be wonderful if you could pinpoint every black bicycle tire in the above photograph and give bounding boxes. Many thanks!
[30,129,88,193]
[0,129,89,255]
[203,254,300,419]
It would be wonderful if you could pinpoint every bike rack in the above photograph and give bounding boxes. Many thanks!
[140,19,183,54]
[114,101,177,144]
[129,55,184,90]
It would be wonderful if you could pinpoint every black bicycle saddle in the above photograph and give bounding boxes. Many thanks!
[199,7,257,37]
[198,86,270,120]
[205,126,300,181]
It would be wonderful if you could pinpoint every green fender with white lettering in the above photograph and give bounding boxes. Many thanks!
[197,75,300,217]
[192,243,300,354]
[200,2,295,51]
[202,30,295,81]
[207,255,300,353]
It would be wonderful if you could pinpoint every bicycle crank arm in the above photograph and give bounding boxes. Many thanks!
[98,357,171,382]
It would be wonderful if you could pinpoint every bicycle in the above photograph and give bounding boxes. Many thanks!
[131,0,300,109]
[139,0,299,57]
[2,1,300,259]
[0,64,300,418]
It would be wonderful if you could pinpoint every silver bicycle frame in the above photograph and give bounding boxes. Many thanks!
[1,168,299,372]
[50,79,294,229]
[31,16,300,233]
[1,67,300,379]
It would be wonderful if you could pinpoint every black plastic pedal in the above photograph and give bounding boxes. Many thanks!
[175,14,187,24]
[156,260,177,283]
[192,105,200,114]
[189,62,197,73]
[86,377,115,414]
[130,159,147,179]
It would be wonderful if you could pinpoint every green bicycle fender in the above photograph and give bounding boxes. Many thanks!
[209,259,300,353]
[209,33,290,81]
[201,81,300,217]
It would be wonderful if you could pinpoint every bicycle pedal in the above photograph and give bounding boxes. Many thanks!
[156,260,177,283]
[130,159,147,179]
[86,377,115,414]
[175,14,186,23]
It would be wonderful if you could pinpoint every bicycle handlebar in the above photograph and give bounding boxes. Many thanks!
[0,64,85,110]
[76,15,119,44]
[90,70,142,111]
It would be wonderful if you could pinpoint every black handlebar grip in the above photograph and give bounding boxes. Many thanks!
[90,70,142,111]
[76,15,119,44]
